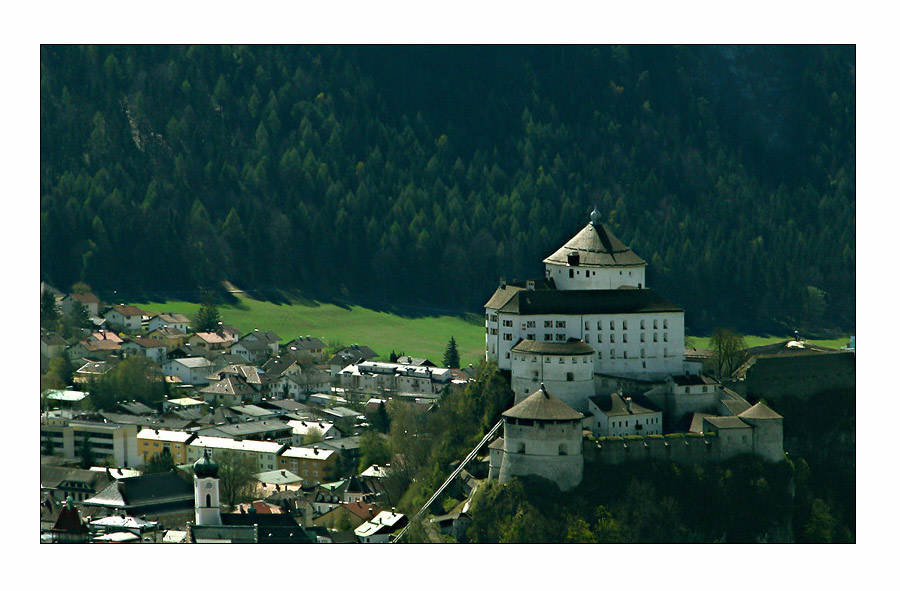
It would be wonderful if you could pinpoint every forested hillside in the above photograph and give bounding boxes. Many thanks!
[40,45,855,334]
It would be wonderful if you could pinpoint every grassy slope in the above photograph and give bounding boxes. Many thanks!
[133,295,486,368]
[687,334,851,351]
[132,295,851,367]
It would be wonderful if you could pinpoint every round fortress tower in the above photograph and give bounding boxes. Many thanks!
[498,384,585,491]
[510,339,594,412]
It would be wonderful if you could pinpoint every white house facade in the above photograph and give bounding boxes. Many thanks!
[162,357,215,386]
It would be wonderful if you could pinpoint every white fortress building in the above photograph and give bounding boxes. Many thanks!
[485,208,784,491]
[485,207,691,383]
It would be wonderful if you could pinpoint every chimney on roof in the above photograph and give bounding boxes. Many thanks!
[526,279,535,291]
[625,397,633,413]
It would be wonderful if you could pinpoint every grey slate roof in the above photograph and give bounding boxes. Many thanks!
[703,416,751,430]
[543,220,647,268]
[589,392,660,416]
[83,471,194,514]
[496,288,683,316]
[484,284,525,310]
[503,385,584,421]
[219,513,314,543]
[721,398,752,416]
[511,339,594,355]
[738,402,782,420]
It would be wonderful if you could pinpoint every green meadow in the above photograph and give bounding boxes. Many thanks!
[130,294,851,368]
[686,334,852,351]
[131,294,486,368]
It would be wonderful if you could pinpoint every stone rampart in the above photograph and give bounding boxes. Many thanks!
[583,432,781,465]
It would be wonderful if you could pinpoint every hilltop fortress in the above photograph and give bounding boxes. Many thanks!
[485,208,784,491]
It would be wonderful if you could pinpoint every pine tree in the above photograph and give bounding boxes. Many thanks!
[443,336,460,369]
[41,290,60,331]
[194,296,221,332]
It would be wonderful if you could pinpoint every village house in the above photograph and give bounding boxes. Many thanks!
[240,329,282,355]
[354,510,407,543]
[285,336,327,357]
[195,420,294,445]
[68,333,122,361]
[186,330,235,353]
[327,344,378,376]
[230,339,273,364]
[277,446,337,486]
[188,436,286,473]
[146,326,188,350]
[41,333,69,359]
[162,356,215,386]
[103,304,146,333]
[288,419,342,446]
[338,360,453,401]
[120,336,167,362]
[40,413,141,468]
[136,428,197,465]
[147,312,191,333]
[60,292,101,317]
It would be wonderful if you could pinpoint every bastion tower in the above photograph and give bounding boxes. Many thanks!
[495,384,585,491]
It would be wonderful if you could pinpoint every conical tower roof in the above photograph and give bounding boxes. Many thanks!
[738,401,783,420]
[503,384,584,421]
[543,207,646,268]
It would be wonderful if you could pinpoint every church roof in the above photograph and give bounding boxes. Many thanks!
[503,384,584,421]
[497,288,682,316]
[543,212,646,268]
[84,471,194,513]
[511,339,594,355]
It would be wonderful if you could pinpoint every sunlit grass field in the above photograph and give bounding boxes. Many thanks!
[129,294,851,368]
[131,294,487,367]
[687,334,851,351]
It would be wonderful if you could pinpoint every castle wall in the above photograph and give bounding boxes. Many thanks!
[583,431,785,466]
[743,418,785,463]
[499,451,583,491]
[729,352,855,401]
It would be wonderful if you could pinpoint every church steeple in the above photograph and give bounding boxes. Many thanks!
[193,449,222,526]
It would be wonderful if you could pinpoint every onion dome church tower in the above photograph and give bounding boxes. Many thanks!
[193,449,222,526]
[496,384,585,491]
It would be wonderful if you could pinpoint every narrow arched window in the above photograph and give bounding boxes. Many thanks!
[206,493,212,507]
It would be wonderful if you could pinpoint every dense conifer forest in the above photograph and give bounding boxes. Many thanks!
[40,45,855,335]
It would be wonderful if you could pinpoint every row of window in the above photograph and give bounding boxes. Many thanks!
[598,349,669,360]
[609,417,660,428]
[586,319,668,330]
[585,332,668,344]
[491,316,670,331]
